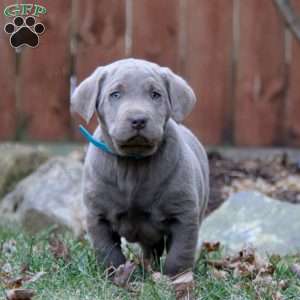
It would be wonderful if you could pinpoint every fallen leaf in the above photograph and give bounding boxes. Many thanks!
[207,246,275,284]
[207,259,231,269]
[233,262,255,279]
[254,253,269,270]
[49,238,70,261]
[5,276,23,289]
[151,271,169,283]
[5,288,35,300]
[211,268,228,280]
[171,271,194,300]
[2,271,46,289]
[112,261,136,288]
[126,281,143,295]
[253,273,273,286]
[291,263,300,279]
[25,272,46,284]
[272,291,284,300]
[237,247,256,264]
[202,241,220,253]
[258,264,275,277]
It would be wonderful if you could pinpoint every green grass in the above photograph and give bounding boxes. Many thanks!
[0,225,300,300]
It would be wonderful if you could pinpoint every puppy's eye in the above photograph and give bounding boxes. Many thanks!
[151,91,161,100]
[110,91,121,100]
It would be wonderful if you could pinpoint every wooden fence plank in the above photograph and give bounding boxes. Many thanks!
[285,0,300,146]
[0,1,16,139]
[131,0,179,71]
[184,0,234,145]
[234,0,286,146]
[19,0,72,140]
[73,0,126,139]
[75,0,126,81]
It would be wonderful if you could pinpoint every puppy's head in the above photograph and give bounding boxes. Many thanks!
[71,59,196,157]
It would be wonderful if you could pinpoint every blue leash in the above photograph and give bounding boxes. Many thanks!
[79,125,142,159]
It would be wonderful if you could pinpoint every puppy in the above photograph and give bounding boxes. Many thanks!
[71,58,209,277]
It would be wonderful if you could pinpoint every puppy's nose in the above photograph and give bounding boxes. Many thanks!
[131,117,147,130]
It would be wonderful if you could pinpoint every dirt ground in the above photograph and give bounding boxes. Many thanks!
[208,152,300,215]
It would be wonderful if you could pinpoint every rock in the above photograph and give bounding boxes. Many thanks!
[198,191,300,256]
[0,143,49,199]
[68,147,86,162]
[0,157,85,236]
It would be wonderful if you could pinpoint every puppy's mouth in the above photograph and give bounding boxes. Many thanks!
[116,135,156,156]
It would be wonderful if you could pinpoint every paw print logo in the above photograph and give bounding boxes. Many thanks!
[4,16,45,48]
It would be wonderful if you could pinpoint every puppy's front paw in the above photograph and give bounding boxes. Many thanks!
[112,261,136,287]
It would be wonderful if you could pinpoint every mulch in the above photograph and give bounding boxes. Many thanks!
[208,152,300,215]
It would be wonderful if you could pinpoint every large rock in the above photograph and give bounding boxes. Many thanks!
[0,143,49,198]
[198,191,300,256]
[0,157,85,236]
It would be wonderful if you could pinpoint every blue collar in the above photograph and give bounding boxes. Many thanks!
[79,125,114,154]
[79,125,142,159]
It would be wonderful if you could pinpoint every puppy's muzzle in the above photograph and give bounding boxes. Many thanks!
[118,135,154,153]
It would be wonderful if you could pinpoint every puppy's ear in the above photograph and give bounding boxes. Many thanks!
[70,67,106,123]
[161,67,196,123]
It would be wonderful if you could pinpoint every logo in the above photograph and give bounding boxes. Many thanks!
[3,4,47,49]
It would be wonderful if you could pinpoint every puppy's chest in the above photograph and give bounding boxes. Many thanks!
[97,158,174,229]
[113,162,159,207]
[102,163,166,223]
[110,179,159,215]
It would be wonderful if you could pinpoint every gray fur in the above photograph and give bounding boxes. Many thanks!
[71,58,209,276]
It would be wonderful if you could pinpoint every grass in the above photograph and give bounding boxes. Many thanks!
[0,225,300,300]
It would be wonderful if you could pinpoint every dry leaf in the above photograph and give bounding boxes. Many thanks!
[5,288,35,300]
[5,276,23,289]
[254,253,269,270]
[272,291,284,300]
[25,272,46,284]
[112,261,136,288]
[171,271,194,300]
[151,272,169,283]
[49,238,70,261]
[291,263,300,279]
[207,259,231,269]
[237,247,256,264]
[208,246,276,284]
[202,241,220,253]
[253,273,273,286]
[258,264,275,276]
[2,271,46,289]
[211,268,228,280]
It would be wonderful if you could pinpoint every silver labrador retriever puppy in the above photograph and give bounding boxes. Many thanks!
[71,58,209,276]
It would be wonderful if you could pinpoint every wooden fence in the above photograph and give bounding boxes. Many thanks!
[0,0,299,146]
